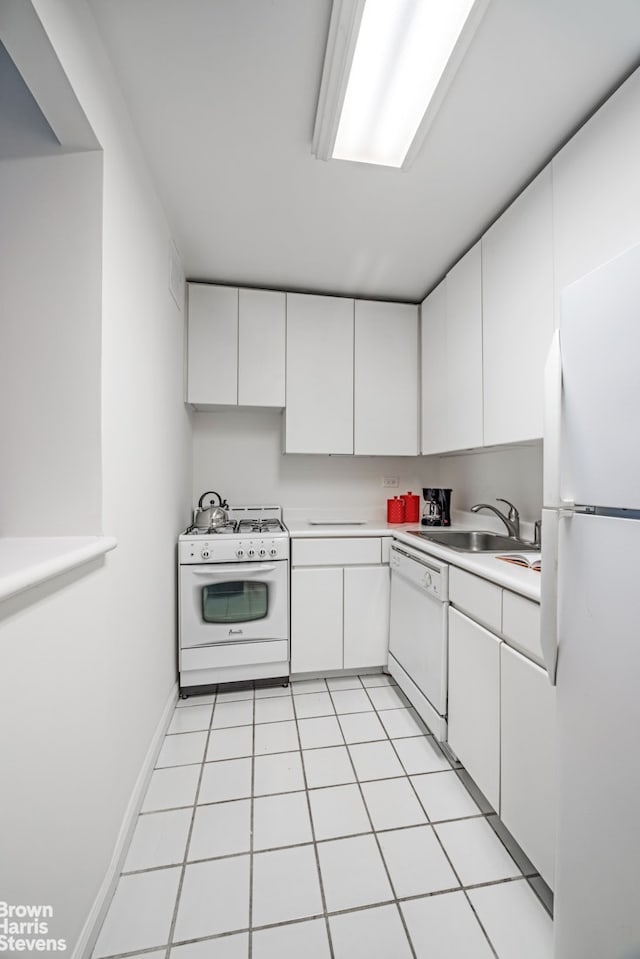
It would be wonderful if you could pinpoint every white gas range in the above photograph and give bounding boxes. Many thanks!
[178,506,290,694]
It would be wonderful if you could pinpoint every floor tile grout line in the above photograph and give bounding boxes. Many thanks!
[461,888,501,959]
[94,872,538,959]
[159,718,432,759]
[145,716,536,860]
[328,678,419,959]
[365,685,505,959]
[374,689,523,959]
[121,803,530,876]
[100,676,547,958]
[99,694,215,959]
[289,676,336,959]
[248,686,257,959]
[163,690,219,957]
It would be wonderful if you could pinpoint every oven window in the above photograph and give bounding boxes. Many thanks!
[202,581,268,624]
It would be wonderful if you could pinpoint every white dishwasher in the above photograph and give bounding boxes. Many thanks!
[387,541,449,742]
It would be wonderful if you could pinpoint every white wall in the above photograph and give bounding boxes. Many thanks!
[0,149,103,535]
[0,1,192,952]
[192,409,435,513]
[192,410,543,522]
[438,443,543,522]
[0,37,58,157]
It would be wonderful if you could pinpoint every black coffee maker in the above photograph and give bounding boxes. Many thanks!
[421,488,452,527]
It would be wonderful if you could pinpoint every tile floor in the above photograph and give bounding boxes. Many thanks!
[93,673,553,959]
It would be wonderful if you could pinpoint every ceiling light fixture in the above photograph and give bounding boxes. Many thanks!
[312,0,490,169]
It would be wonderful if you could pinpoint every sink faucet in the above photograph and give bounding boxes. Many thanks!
[470,498,521,539]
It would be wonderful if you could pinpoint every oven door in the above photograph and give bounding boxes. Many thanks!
[179,561,288,649]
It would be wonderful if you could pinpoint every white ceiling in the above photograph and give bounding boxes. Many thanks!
[89,0,640,302]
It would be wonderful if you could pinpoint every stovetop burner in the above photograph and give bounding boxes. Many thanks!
[183,523,236,535]
[180,505,288,540]
[238,518,286,534]
[183,519,287,536]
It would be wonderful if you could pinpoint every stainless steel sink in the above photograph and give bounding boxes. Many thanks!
[407,529,538,553]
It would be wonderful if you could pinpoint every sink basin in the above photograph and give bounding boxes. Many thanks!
[407,529,538,553]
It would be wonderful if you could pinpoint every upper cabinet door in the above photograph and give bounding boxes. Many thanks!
[445,242,483,452]
[285,293,354,454]
[421,279,447,454]
[482,166,554,446]
[553,69,640,309]
[187,284,238,406]
[238,288,286,407]
[354,300,418,456]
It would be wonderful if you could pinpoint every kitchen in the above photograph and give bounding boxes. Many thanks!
[1,1,640,957]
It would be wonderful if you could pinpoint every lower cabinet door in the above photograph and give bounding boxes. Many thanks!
[290,567,343,673]
[448,607,501,810]
[500,643,556,889]
[343,566,390,669]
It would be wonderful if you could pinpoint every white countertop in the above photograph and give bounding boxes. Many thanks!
[0,536,118,603]
[284,509,541,602]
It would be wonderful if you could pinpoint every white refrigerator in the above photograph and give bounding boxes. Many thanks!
[542,241,640,959]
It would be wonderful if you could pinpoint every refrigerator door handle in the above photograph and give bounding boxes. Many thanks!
[543,329,574,510]
[540,507,561,684]
[543,331,562,507]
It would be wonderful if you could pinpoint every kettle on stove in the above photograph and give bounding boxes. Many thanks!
[421,488,452,527]
[193,491,229,530]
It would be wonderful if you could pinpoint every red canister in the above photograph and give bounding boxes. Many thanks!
[387,496,405,523]
[400,491,420,523]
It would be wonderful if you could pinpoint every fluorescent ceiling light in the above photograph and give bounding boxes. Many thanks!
[313,0,490,169]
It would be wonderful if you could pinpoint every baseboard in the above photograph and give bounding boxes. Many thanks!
[72,681,178,959]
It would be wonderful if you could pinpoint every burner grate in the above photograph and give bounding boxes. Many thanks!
[184,522,239,535]
[238,519,285,534]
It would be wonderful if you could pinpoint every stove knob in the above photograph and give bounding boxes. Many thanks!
[201,548,211,560]
[269,546,278,557]
[247,548,255,558]
[259,548,267,557]
[236,548,245,559]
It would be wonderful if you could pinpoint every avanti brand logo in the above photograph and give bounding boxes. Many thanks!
[0,901,66,952]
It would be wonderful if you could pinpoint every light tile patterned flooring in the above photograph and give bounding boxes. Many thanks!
[93,673,553,959]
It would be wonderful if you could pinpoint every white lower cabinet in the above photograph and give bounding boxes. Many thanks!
[447,607,501,812]
[500,643,556,889]
[343,566,390,669]
[290,538,389,674]
[448,570,555,889]
[290,567,343,673]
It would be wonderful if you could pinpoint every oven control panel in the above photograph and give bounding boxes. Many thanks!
[179,537,290,564]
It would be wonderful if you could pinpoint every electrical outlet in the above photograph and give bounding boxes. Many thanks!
[382,477,399,488]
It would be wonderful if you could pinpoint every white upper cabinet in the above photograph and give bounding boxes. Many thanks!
[187,283,285,408]
[285,292,354,454]
[482,166,554,446]
[187,284,238,406]
[553,69,640,307]
[354,300,418,455]
[420,279,447,454]
[421,243,482,454]
[444,242,483,452]
[237,288,286,407]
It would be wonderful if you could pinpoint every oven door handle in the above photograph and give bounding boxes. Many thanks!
[191,564,277,575]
